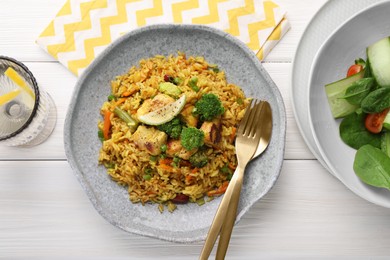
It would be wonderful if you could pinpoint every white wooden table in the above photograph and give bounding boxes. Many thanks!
[2,0,390,258]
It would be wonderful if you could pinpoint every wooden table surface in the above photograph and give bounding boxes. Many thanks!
[2,0,390,259]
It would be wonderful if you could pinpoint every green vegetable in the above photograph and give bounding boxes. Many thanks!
[150,155,158,162]
[113,107,138,133]
[355,58,366,67]
[364,58,372,78]
[236,98,244,105]
[353,144,390,190]
[220,163,233,180]
[104,162,115,169]
[143,168,153,180]
[180,127,205,150]
[159,82,182,97]
[196,197,206,206]
[173,156,181,167]
[143,174,152,180]
[193,93,225,121]
[188,77,199,92]
[339,112,381,150]
[98,130,104,142]
[381,132,390,157]
[157,117,183,139]
[220,163,232,174]
[160,144,167,153]
[361,87,390,113]
[108,94,116,101]
[367,37,390,87]
[189,151,208,168]
[173,77,183,86]
[383,111,390,130]
[325,71,363,118]
[208,64,220,73]
[342,77,376,106]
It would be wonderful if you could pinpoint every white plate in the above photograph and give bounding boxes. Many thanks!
[291,0,385,173]
[308,1,390,208]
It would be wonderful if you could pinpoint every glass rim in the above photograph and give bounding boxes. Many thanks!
[0,56,40,141]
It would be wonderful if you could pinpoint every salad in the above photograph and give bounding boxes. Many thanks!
[325,36,390,190]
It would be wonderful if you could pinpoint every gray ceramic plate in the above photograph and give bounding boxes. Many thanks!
[64,24,286,242]
[308,1,390,208]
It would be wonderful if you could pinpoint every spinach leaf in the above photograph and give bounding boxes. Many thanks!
[364,58,372,78]
[353,144,390,190]
[381,132,390,157]
[341,78,375,106]
[361,87,390,113]
[339,112,381,149]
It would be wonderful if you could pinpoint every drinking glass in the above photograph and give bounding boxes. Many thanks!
[0,56,57,147]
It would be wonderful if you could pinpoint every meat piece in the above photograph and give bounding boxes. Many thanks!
[132,125,167,155]
[166,139,197,160]
[136,94,175,119]
[200,120,222,147]
[180,105,198,127]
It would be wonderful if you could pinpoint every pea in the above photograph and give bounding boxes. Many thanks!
[107,94,116,101]
[143,174,152,181]
[160,144,167,153]
[98,130,104,142]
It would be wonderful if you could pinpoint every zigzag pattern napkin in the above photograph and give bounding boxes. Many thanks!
[37,0,290,76]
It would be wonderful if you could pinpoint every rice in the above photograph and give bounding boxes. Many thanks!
[98,53,249,212]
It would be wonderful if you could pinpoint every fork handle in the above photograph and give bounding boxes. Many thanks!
[215,177,243,260]
[199,166,244,260]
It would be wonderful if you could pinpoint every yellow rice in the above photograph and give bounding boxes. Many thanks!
[98,53,249,212]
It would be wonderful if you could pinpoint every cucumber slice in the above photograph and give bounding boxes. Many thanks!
[325,71,364,118]
[367,37,390,88]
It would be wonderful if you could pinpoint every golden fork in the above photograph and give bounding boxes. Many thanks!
[216,101,272,260]
[199,99,272,260]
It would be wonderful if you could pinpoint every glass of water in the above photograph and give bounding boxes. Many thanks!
[0,56,57,147]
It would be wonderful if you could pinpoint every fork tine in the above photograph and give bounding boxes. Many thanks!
[246,101,265,137]
[242,99,259,136]
[237,99,253,135]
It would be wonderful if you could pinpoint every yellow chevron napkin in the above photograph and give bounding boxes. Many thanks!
[37,0,290,76]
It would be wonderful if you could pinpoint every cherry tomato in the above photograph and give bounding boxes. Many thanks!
[347,64,363,77]
[365,108,390,134]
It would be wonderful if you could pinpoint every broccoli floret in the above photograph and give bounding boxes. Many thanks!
[193,93,225,121]
[157,117,183,139]
[180,127,204,150]
[189,151,208,168]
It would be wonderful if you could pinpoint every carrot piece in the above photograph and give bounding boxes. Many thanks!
[115,98,126,106]
[159,164,174,172]
[186,174,194,183]
[228,163,236,170]
[159,158,173,165]
[103,110,112,140]
[121,91,132,97]
[191,168,199,173]
[230,127,237,143]
[207,181,229,197]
